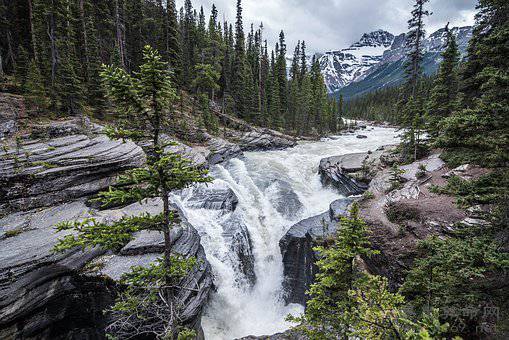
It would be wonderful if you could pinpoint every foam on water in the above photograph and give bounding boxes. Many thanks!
[173,126,400,339]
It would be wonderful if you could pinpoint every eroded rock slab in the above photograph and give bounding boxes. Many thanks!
[205,136,243,165]
[225,128,297,152]
[0,134,145,214]
[319,151,379,196]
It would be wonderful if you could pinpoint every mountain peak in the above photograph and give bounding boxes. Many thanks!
[353,30,395,48]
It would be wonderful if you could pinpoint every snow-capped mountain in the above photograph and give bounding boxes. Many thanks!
[320,30,395,93]
[322,26,473,98]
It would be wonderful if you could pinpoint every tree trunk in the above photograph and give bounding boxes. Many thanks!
[114,0,126,69]
[79,0,90,82]
[28,0,38,62]
[47,4,57,86]
[161,187,173,275]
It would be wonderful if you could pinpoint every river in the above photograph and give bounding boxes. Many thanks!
[172,125,400,339]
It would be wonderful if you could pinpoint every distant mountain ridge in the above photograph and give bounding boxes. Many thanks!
[320,26,473,100]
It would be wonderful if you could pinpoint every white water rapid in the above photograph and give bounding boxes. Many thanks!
[172,126,400,339]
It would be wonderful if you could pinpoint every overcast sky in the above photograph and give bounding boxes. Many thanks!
[175,0,478,54]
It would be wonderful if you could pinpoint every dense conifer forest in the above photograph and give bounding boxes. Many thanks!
[0,0,340,136]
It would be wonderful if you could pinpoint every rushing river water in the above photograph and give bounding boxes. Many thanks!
[172,126,400,339]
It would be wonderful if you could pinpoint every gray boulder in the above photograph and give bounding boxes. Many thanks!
[0,94,24,139]
[185,184,239,212]
[267,180,304,220]
[221,214,256,286]
[225,128,297,151]
[205,136,243,165]
[318,152,375,196]
[318,147,398,196]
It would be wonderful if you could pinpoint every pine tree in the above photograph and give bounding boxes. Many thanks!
[54,0,84,115]
[193,63,220,100]
[166,0,183,85]
[54,46,211,338]
[338,93,344,129]
[405,0,430,96]
[14,45,29,84]
[181,0,196,87]
[276,31,288,120]
[24,58,50,114]
[299,40,307,84]
[402,0,430,161]
[259,39,270,126]
[289,204,378,338]
[267,51,282,129]
[298,73,312,135]
[231,0,247,117]
[427,24,460,136]
[289,204,450,339]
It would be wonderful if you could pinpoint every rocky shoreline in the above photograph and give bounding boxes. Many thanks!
[279,144,489,312]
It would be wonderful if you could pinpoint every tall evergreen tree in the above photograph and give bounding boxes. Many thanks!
[405,0,430,96]
[54,46,210,339]
[276,31,288,120]
[437,0,509,167]
[402,0,430,161]
[427,24,460,135]
[231,0,247,117]
[166,0,183,85]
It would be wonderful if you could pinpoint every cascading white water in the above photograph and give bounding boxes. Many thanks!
[173,126,400,339]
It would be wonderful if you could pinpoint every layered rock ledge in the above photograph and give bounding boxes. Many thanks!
[0,134,145,214]
[0,198,212,339]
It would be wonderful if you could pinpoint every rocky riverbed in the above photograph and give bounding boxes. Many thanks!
[0,94,297,340]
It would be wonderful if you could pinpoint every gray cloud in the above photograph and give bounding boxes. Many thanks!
[176,0,477,54]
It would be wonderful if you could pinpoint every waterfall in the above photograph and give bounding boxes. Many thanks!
[172,126,399,339]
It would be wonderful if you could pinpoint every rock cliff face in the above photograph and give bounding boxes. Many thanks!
[279,147,481,308]
[280,199,352,305]
[0,198,213,340]
[0,94,25,139]
[183,184,256,285]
